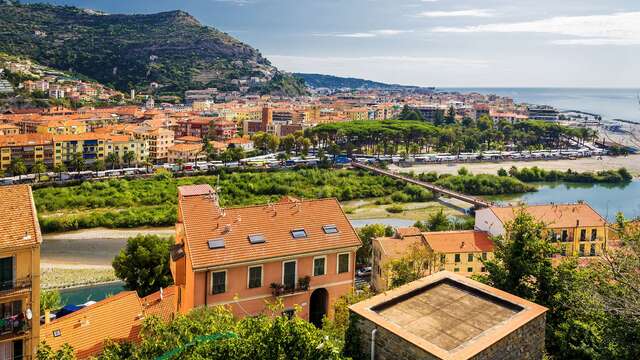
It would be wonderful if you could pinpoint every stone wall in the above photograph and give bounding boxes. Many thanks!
[350,310,546,360]
[470,313,546,360]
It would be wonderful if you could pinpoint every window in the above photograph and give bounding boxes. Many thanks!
[0,257,13,291]
[579,244,585,256]
[482,252,487,260]
[580,229,586,241]
[283,261,297,290]
[207,239,225,249]
[590,243,596,256]
[248,266,262,289]
[211,271,226,294]
[481,267,486,272]
[467,254,474,262]
[454,268,459,272]
[454,254,460,263]
[467,267,473,273]
[248,234,266,244]
[562,230,568,242]
[291,229,307,239]
[313,256,326,276]
[337,253,350,274]
[323,224,339,234]
[440,254,446,264]
[591,229,598,241]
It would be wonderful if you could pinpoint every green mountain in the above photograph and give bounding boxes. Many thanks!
[0,2,306,97]
[295,73,430,91]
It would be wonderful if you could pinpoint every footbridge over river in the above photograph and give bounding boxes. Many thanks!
[351,162,494,209]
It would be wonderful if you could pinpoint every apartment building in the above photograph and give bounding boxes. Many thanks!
[0,124,19,136]
[0,185,42,360]
[0,134,55,171]
[35,119,87,135]
[133,127,174,164]
[171,185,361,327]
[475,203,608,257]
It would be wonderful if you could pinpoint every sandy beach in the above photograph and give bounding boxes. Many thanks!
[389,155,640,176]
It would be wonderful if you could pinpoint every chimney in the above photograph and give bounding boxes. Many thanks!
[576,219,580,227]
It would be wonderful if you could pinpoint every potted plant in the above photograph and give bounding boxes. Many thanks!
[270,282,285,296]
[297,276,311,291]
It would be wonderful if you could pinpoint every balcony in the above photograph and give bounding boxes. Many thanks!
[0,278,32,298]
[0,314,30,340]
[270,276,311,297]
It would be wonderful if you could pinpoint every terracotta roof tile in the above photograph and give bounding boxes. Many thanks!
[489,204,606,229]
[40,291,144,360]
[141,286,178,322]
[0,185,41,250]
[178,185,361,269]
[423,230,493,253]
[375,236,423,259]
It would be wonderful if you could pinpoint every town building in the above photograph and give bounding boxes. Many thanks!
[171,185,361,327]
[349,272,547,360]
[527,105,560,122]
[167,143,206,164]
[0,124,20,136]
[0,185,42,360]
[0,134,55,171]
[133,127,174,164]
[475,204,608,257]
[372,229,493,291]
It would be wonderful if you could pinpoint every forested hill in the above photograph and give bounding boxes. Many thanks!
[295,73,429,90]
[0,2,306,97]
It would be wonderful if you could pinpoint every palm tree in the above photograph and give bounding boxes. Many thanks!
[9,158,27,181]
[70,152,85,172]
[123,151,136,168]
[31,161,47,182]
[106,152,120,170]
[53,163,67,181]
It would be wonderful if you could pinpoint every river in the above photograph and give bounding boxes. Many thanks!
[487,180,640,221]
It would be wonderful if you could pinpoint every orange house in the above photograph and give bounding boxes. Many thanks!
[171,184,361,326]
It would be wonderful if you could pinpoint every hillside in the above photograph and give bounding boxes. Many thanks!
[0,2,306,97]
[295,73,429,91]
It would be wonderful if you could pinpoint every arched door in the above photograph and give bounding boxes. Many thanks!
[309,288,328,328]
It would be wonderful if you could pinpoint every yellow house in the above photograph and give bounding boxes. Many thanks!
[51,133,109,166]
[106,135,148,166]
[475,203,608,257]
[0,185,41,359]
[0,134,55,171]
[423,230,494,275]
[372,229,494,291]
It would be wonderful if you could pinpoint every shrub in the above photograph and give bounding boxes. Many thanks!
[386,205,404,213]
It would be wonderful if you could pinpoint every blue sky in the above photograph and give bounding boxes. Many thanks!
[23,0,640,88]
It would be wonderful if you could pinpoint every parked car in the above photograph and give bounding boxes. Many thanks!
[356,266,372,277]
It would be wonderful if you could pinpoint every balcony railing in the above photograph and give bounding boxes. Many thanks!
[0,278,32,295]
[270,276,311,297]
[0,314,29,337]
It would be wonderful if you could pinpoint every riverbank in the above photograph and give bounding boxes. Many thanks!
[390,155,640,177]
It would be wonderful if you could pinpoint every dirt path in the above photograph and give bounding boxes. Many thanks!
[390,155,640,176]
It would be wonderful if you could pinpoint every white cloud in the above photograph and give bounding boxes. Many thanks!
[417,9,495,17]
[432,12,640,46]
[211,0,255,6]
[315,29,413,38]
[267,55,489,68]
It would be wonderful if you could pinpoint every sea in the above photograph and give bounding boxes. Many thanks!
[440,88,640,123]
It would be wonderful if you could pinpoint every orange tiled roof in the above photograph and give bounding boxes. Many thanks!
[488,204,606,229]
[0,185,41,250]
[141,286,178,322]
[178,185,361,269]
[423,230,493,253]
[375,235,424,259]
[168,143,203,152]
[175,136,202,143]
[40,291,144,360]
[0,133,53,147]
[396,227,422,239]
[51,133,110,142]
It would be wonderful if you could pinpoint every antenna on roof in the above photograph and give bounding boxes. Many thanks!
[236,215,242,223]
[22,232,31,241]
[220,208,226,217]
[223,224,232,233]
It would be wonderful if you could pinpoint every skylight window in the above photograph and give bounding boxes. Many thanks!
[207,238,225,249]
[322,224,339,234]
[248,234,266,244]
[291,229,308,239]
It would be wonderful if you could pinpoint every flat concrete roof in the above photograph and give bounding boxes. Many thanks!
[350,271,548,360]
